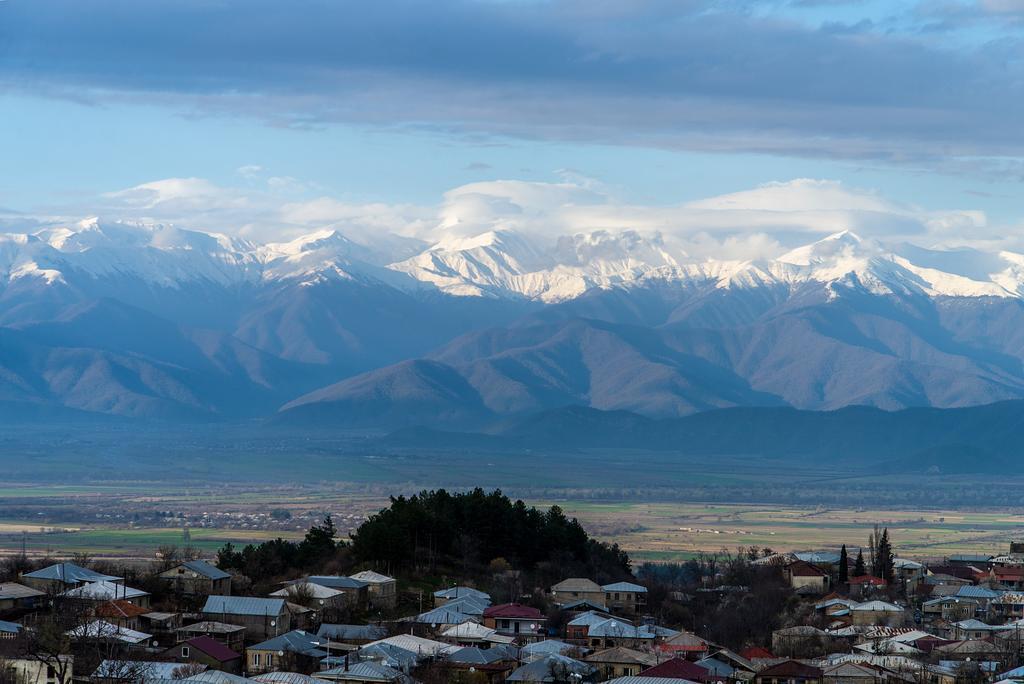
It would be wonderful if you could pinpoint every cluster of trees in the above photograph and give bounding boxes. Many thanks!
[836,525,895,584]
[216,515,347,582]
[350,488,631,580]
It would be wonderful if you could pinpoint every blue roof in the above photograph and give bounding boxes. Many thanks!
[203,595,285,616]
[602,581,647,593]
[318,624,388,642]
[521,640,575,656]
[415,606,476,625]
[182,560,230,580]
[0,620,22,634]
[434,586,490,601]
[355,643,419,671]
[320,661,406,682]
[957,586,1002,599]
[449,647,506,665]
[305,575,368,590]
[24,563,119,583]
[249,629,327,657]
[443,595,490,615]
[507,655,594,682]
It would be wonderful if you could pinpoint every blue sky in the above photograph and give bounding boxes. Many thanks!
[2,0,1024,249]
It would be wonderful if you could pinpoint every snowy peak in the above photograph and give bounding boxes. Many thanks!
[777,230,872,266]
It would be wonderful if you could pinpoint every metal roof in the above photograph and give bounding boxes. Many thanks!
[181,560,231,580]
[0,582,45,599]
[348,571,395,584]
[24,563,120,583]
[317,624,388,642]
[203,595,286,616]
[602,581,647,593]
[415,606,477,625]
[181,671,253,684]
[62,580,149,600]
[253,673,320,684]
[0,620,22,634]
[303,576,368,590]
[507,655,595,682]
[318,661,406,682]
[434,586,490,601]
[249,629,328,656]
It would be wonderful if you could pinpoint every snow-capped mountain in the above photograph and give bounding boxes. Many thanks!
[6,217,1024,424]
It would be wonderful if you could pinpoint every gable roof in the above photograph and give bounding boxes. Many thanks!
[586,646,658,666]
[23,563,120,583]
[484,603,544,619]
[185,636,242,662]
[349,571,395,584]
[507,654,595,683]
[249,629,328,657]
[756,660,823,679]
[602,581,647,593]
[0,620,22,635]
[318,624,388,642]
[203,595,286,616]
[435,586,491,601]
[787,560,829,577]
[303,575,368,590]
[415,606,477,625]
[179,560,231,580]
[553,578,603,593]
[320,661,406,682]
[95,599,151,619]
[270,582,345,600]
[640,657,710,680]
[62,581,148,600]
[0,582,45,600]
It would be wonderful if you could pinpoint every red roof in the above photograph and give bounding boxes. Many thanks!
[95,600,150,619]
[756,660,823,679]
[740,647,774,659]
[483,603,544,619]
[787,561,829,577]
[849,575,887,586]
[640,658,710,680]
[994,567,1024,578]
[186,636,241,662]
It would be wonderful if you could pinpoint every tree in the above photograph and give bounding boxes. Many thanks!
[853,548,866,577]
[876,528,894,583]
[838,544,849,584]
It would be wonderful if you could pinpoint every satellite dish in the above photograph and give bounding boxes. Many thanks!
[278,650,285,657]
[319,599,325,605]
[270,620,277,627]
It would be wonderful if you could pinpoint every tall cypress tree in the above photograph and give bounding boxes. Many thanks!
[838,544,849,583]
[853,548,866,577]
[877,528,895,583]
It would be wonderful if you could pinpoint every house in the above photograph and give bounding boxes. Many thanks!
[140,610,182,643]
[992,592,1024,619]
[289,576,368,608]
[640,657,711,681]
[415,605,478,627]
[784,561,831,595]
[602,582,647,616]
[441,621,516,646]
[506,654,597,683]
[922,596,979,621]
[94,600,151,631]
[159,560,232,596]
[67,620,152,646]
[850,601,905,626]
[586,618,660,650]
[202,596,290,642]
[245,629,328,674]
[0,582,45,610]
[755,660,824,684]
[434,586,491,606]
[177,620,247,652]
[585,646,658,679]
[772,626,829,657]
[317,624,389,646]
[317,660,408,683]
[821,661,887,684]
[1,656,73,684]
[61,581,151,608]
[950,619,1012,640]
[348,571,398,609]
[161,636,244,674]
[270,582,349,612]
[443,647,517,683]
[482,603,546,640]
[656,631,712,660]
[21,563,121,593]
[892,559,926,591]
[552,578,606,609]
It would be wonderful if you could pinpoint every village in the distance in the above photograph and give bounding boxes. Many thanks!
[1,489,1023,684]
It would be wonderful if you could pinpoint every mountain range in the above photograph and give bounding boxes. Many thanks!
[5,218,1024,427]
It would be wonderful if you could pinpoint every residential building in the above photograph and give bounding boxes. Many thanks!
[785,561,831,594]
[551,578,606,608]
[161,636,244,674]
[0,582,45,610]
[348,571,398,609]
[202,596,290,642]
[755,660,824,684]
[602,582,647,616]
[585,646,658,679]
[61,581,151,608]
[482,603,546,640]
[159,560,232,596]
[20,563,120,593]
[245,629,328,675]
[177,621,247,652]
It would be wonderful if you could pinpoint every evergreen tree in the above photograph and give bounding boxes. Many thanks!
[876,528,895,583]
[853,548,866,577]
[838,544,849,583]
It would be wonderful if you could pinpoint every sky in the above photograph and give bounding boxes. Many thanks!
[2,0,1024,255]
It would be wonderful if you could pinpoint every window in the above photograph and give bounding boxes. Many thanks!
[252,654,261,667]
[182,647,190,658]
[46,665,56,680]
[267,655,274,667]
